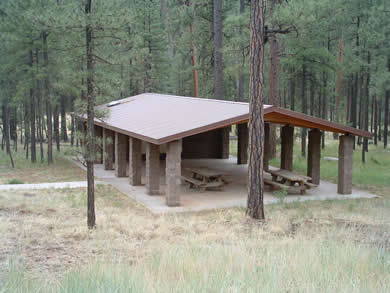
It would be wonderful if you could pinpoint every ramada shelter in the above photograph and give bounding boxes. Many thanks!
[77,93,371,207]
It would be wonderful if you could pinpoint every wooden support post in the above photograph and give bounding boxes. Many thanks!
[307,129,321,185]
[338,135,354,194]
[218,127,230,159]
[237,123,248,164]
[103,128,114,170]
[146,143,160,195]
[166,140,182,206]
[115,132,127,177]
[129,137,142,185]
[94,125,103,164]
[264,123,271,171]
[280,125,294,171]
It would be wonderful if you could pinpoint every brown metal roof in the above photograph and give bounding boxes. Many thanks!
[88,93,272,144]
[263,107,372,138]
[78,93,371,144]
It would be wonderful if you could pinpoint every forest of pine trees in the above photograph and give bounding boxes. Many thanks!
[0,0,389,166]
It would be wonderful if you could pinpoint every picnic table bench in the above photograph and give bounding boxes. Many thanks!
[265,169,318,195]
[182,167,226,191]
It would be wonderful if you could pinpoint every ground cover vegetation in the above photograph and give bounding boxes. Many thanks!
[0,0,389,291]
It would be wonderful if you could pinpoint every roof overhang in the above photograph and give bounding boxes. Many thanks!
[76,93,371,144]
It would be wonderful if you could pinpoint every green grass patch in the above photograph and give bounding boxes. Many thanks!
[6,179,24,184]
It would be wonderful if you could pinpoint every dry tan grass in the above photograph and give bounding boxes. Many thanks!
[0,182,389,282]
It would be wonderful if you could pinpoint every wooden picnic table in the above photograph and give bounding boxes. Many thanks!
[265,169,317,195]
[182,167,226,191]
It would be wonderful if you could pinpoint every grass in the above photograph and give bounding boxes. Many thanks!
[230,133,390,193]
[0,143,86,184]
[6,179,24,185]
[0,182,389,292]
[0,138,389,292]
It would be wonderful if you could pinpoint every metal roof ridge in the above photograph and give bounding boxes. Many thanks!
[143,92,251,106]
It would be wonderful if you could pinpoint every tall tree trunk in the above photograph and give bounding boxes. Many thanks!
[385,90,389,149]
[309,74,315,116]
[374,96,377,145]
[2,96,15,168]
[60,95,68,142]
[378,99,382,142]
[213,0,223,99]
[290,68,295,111]
[362,52,370,162]
[29,49,36,163]
[161,0,174,58]
[35,48,44,162]
[247,0,266,220]
[24,95,30,159]
[54,104,60,151]
[237,0,246,102]
[190,23,199,97]
[70,96,75,146]
[301,62,307,157]
[268,0,280,158]
[335,32,343,120]
[85,0,96,229]
[42,31,53,164]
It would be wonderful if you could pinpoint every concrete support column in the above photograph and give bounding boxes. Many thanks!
[280,125,294,171]
[115,132,127,177]
[338,135,354,194]
[129,137,142,185]
[94,125,103,164]
[166,140,182,207]
[264,123,271,171]
[218,127,230,159]
[103,128,114,170]
[146,143,160,195]
[307,129,321,185]
[237,123,248,165]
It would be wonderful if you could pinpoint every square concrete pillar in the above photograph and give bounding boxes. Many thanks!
[218,127,230,159]
[146,143,160,195]
[103,128,115,170]
[166,140,182,207]
[94,125,103,164]
[129,137,142,185]
[307,129,321,185]
[280,125,294,171]
[237,123,248,165]
[115,132,127,177]
[264,123,271,171]
[338,135,354,194]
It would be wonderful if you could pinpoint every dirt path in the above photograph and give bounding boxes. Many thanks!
[0,181,105,191]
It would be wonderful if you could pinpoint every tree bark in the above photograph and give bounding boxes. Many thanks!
[290,68,295,111]
[301,62,307,157]
[247,0,266,220]
[60,95,68,142]
[42,31,53,164]
[237,0,245,102]
[268,0,280,158]
[29,49,37,163]
[2,95,14,168]
[85,0,96,229]
[213,0,223,99]
[53,104,60,151]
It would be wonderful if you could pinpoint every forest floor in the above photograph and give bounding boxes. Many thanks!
[0,140,389,292]
[0,144,85,184]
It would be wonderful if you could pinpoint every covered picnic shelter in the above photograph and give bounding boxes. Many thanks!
[78,93,371,207]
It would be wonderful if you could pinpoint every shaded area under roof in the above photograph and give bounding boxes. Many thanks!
[79,93,371,145]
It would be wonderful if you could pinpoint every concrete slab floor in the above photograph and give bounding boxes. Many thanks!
[69,157,378,214]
